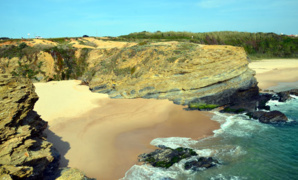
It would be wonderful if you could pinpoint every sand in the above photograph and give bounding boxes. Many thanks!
[34,80,219,179]
[249,59,298,91]
[32,59,298,179]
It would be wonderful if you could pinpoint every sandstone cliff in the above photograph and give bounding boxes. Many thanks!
[0,74,92,179]
[0,39,258,106]
[88,43,258,106]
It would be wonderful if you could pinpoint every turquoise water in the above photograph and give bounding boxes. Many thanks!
[123,96,298,180]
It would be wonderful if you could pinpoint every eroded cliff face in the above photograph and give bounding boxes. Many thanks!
[0,74,92,180]
[0,39,258,106]
[0,74,55,179]
[88,43,258,106]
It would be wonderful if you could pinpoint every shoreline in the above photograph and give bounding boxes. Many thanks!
[32,59,298,179]
[34,80,219,179]
[249,59,298,91]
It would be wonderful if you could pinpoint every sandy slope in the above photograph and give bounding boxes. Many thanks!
[249,59,298,90]
[34,80,219,179]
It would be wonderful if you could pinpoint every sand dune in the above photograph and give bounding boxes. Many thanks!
[249,59,298,91]
[34,80,219,179]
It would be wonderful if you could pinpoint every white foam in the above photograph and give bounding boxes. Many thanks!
[122,158,200,180]
[210,174,248,180]
[290,95,298,99]
[150,137,197,149]
[211,112,269,138]
[121,164,179,180]
[266,99,284,106]
[195,145,246,159]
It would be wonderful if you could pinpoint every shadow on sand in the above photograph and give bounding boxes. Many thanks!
[44,127,70,167]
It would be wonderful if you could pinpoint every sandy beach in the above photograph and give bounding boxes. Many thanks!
[249,59,298,91]
[34,80,219,179]
[33,59,298,179]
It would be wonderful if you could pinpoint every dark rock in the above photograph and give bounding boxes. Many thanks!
[277,92,291,102]
[184,157,219,171]
[138,147,197,169]
[257,93,273,110]
[277,89,298,102]
[90,84,107,91]
[197,85,259,112]
[247,110,288,124]
[139,86,155,93]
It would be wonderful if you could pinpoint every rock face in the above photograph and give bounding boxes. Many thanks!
[89,43,258,106]
[0,74,92,180]
[0,74,55,179]
[1,40,258,107]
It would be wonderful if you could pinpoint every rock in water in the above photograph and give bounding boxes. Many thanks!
[184,157,219,171]
[277,89,298,102]
[138,147,197,169]
[248,110,288,124]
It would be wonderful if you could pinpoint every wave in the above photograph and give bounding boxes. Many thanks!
[122,98,298,179]
[211,111,271,138]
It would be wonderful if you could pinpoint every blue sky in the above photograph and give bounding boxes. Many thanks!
[1,0,297,38]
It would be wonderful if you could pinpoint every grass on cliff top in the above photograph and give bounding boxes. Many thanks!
[117,31,298,59]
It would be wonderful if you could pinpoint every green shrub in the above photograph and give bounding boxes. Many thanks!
[189,103,219,110]
[223,107,246,113]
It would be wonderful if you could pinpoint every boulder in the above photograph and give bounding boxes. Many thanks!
[45,168,95,180]
[248,111,288,124]
[277,89,298,102]
[184,157,219,171]
[138,147,197,169]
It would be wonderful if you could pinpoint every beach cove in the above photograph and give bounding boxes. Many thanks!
[33,59,298,179]
[33,81,219,179]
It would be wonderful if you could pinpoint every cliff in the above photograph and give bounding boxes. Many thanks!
[0,38,258,106]
[88,43,258,106]
[0,74,92,179]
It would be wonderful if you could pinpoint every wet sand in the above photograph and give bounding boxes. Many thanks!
[34,80,219,179]
[249,59,298,90]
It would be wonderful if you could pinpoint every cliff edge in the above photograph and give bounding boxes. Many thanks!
[0,74,92,179]
[89,43,258,106]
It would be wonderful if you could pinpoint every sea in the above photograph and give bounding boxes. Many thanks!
[122,88,298,179]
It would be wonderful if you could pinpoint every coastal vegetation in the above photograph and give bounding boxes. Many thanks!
[117,31,298,59]
[189,103,219,110]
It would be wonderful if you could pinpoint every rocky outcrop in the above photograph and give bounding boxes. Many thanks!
[89,43,258,106]
[0,74,92,179]
[184,157,219,171]
[1,41,258,107]
[247,111,288,124]
[0,74,55,179]
[138,146,218,170]
[276,89,298,102]
[138,146,197,168]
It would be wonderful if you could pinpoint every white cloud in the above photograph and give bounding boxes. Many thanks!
[197,0,237,8]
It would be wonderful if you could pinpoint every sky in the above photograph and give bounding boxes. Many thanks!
[1,0,297,38]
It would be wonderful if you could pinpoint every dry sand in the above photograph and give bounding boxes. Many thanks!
[34,80,219,180]
[249,59,298,91]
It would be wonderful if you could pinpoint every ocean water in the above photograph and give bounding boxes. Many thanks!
[123,95,298,180]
